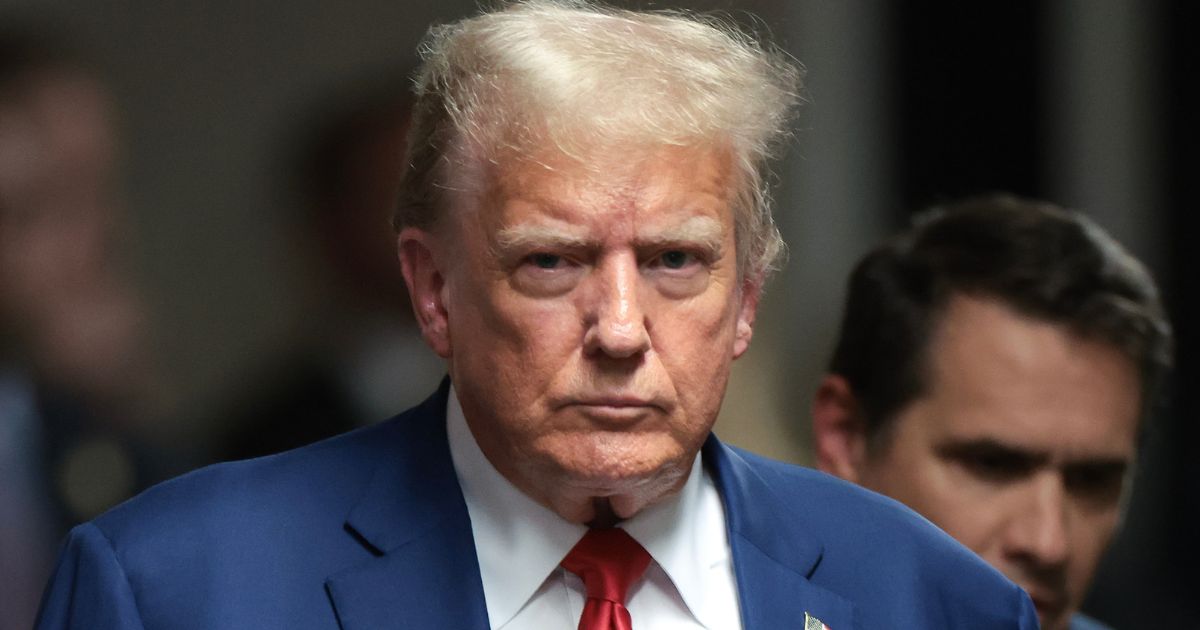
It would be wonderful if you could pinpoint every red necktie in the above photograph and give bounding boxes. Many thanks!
[561,528,653,630]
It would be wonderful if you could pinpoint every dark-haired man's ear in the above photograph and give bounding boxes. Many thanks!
[811,374,870,484]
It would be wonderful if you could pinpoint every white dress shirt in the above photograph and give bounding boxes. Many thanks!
[446,386,743,629]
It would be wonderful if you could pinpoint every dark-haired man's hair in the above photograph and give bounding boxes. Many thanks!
[828,194,1173,450]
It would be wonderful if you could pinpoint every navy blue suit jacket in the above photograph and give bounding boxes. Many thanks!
[37,382,1037,629]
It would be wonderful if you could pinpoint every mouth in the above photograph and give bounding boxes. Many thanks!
[574,396,658,408]
[562,396,666,423]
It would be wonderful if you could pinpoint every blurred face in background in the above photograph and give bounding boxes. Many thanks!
[0,68,143,403]
[400,142,759,525]
[843,296,1141,630]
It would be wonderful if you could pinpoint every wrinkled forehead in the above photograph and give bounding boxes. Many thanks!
[442,137,739,219]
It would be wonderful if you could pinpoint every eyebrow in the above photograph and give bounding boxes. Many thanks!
[493,216,726,254]
[935,437,1131,470]
[936,438,1049,469]
[493,224,594,254]
[635,216,725,254]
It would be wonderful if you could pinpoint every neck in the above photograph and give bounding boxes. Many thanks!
[587,497,620,528]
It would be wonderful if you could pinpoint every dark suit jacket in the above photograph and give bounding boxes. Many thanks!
[36,381,1037,629]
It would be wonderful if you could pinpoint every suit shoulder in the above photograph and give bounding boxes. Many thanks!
[731,445,989,563]
[90,413,412,551]
[725,445,928,525]
[41,392,452,628]
[724,445,1034,625]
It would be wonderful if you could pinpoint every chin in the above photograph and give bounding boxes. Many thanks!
[546,433,689,494]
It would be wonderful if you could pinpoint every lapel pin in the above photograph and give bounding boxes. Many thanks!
[804,612,832,630]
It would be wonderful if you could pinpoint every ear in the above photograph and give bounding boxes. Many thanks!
[731,277,762,360]
[811,374,869,483]
[398,227,451,358]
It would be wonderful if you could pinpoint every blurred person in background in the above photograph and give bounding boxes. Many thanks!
[215,77,443,461]
[811,195,1174,630]
[1,23,159,630]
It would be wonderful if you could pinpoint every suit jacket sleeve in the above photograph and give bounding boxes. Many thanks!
[34,523,147,630]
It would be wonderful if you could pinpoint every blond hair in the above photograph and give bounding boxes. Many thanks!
[396,0,801,281]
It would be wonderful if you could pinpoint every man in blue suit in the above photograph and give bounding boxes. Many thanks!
[37,2,1038,628]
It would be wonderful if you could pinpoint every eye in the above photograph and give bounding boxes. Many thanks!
[641,247,711,298]
[511,251,583,297]
[960,452,1032,482]
[659,250,692,269]
[1064,463,1127,503]
[527,253,564,269]
[648,249,702,271]
[938,443,1039,484]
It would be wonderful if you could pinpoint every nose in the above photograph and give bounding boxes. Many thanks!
[1004,472,1070,569]
[582,253,651,359]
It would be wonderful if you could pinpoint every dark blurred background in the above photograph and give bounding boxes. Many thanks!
[0,1,1194,628]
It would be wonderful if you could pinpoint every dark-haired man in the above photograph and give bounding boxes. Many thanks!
[813,195,1173,630]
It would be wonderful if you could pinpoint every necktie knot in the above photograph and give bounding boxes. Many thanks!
[562,528,652,629]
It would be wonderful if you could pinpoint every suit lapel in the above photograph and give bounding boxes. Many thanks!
[323,389,854,630]
[325,380,490,630]
[705,437,856,630]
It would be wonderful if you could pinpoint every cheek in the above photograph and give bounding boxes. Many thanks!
[453,290,585,402]
[455,270,577,348]
[651,287,740,351]
[929,499,1004,557]
[503,298,587,367]
[917,468,1009,553]
[866,447,996,550]
[1068,510,1120,575]
[651,299,739,417]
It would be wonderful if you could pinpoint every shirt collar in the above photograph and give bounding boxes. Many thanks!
[446,384,724,628]
[447,385,586,627]
[622,447,727,627]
